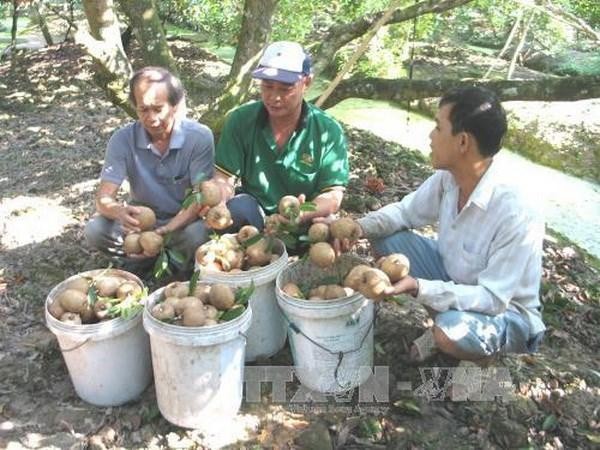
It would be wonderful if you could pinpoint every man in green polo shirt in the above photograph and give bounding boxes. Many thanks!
[213,41,349,230]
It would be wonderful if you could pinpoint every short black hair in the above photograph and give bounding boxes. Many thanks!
[439,86,507,157]
[128,66,185,107]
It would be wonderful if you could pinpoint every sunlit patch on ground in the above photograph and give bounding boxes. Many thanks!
[0,196,76,249]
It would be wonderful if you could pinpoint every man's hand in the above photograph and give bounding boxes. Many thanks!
[383,275,419,298]
[312,215,363,255]
[118,204,142,233]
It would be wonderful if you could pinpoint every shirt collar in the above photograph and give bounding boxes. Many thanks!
[468,159,500,210]
[134,118,185,152]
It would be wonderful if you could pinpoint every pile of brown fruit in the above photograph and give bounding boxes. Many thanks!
[48,271,145,325]
[150,281,249,327]
[195,227,280,273]
[282,253,410,301]
[198,180,232,230]
[122,206,164,257]
[306,217,362,268]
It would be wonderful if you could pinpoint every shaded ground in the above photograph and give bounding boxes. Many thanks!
[1,43,599,449]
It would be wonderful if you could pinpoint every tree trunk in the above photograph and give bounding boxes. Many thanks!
[200,0,278,133]
[119,0,178,74]
[10,0,18,49]
[31,1,54,46]
[314,75,600,110]
[79,0,134,116]
[311,0,475,77]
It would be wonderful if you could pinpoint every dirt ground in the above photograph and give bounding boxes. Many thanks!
[1,43,599,449]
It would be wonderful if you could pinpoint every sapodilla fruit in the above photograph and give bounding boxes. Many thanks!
[116,281,142,299]
[237,225,260,243]
[123,233,142,254]
[245,238,272,267]
[282,282,304,299]
[94,299,112,321]
[218,249,244,271]
[358,268,392,301]
[95,276,123,297]
[208,284,235,310]
[205,205,232,230]
[64,276,90,293]
[309,242,336,268]
[308,223,330,243]
[58,289,88,314]
[133,206,156,231]
[80,303,95,323]
[152,302,175,321]
[330,217,362,241]
[139,231,163,256]
[324,284,348,300]
[192,283,211,302]
[48,299,65,319]
[164,281,189,298]
[202,304,219,320]
[183,303,206,326]
[278,195,301,217]
[377,253,410,282]
[343,264,372,291]
[200,180,222,207]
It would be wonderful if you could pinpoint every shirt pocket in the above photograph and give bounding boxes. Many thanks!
[460,243,486,272]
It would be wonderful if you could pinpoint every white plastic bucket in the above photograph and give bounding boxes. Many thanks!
[200,237,288,362]
[143,284,252,428]
[45,269,152,406]
[276,256,375,393]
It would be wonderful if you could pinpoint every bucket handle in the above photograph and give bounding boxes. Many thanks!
[59,337,91,353]
[282,304,379,390]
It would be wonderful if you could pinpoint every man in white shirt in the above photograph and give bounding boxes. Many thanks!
[352,86,545,362]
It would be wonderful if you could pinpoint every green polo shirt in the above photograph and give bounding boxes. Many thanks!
[215,100,349,214]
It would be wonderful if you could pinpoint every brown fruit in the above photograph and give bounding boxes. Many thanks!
[134,206,156,231]
[237,225,260,243]
[64,276,90,293]
[48,299,65,319]
[377,253,410,282]
[245,238,272,267]
[309,242,336,268]
[116,281,142,299]
[152,302,175,321]
[164,296,182,315]
[324,284,348,299]
[164,281,189,298]
[192,283,211,302]
[308,223,330,243]
[80,303,96,323]
[183,304,206,327]
[308,285,328,299]
[278,195,301,218]
[205,205,232,230]
[60,312,82,325]
[264,215,281,234]
[95,276,124,297]
[94,299,112,321]
[343,264,372,290]
[200,180,222,207]
[202,304,219,320]
[179,296,203,314]
[208,284,235,310]
[58,289,89,313]
[123,233,142,254]
[330,217,361,241]
[139,231,163,256]
[358,268,392,301]
[218,249,244,272]
[282,282,304,299]
[204,318,218,326]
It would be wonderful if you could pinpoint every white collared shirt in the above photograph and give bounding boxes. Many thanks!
[358,161,546,335]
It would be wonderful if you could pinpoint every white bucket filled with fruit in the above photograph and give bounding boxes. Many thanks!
[45,269,152,406]
[195,227,288,362]
[143,278,253,428]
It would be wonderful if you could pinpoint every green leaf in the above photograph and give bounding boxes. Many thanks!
[393,399,422,416]
[235,282,255,306]
[584,433,600,444]
[153,250,170,279]
[374,342,386,355]
[298,234,310,242]
[542,414,558,431]
[188,270,201,295]
[278,232,298,250]
[87,286,98,306]
[299,201,317,212]
[317,275,340,286]
[167,248,185,266]
[220,305,246,322]
[241,233,264,249]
